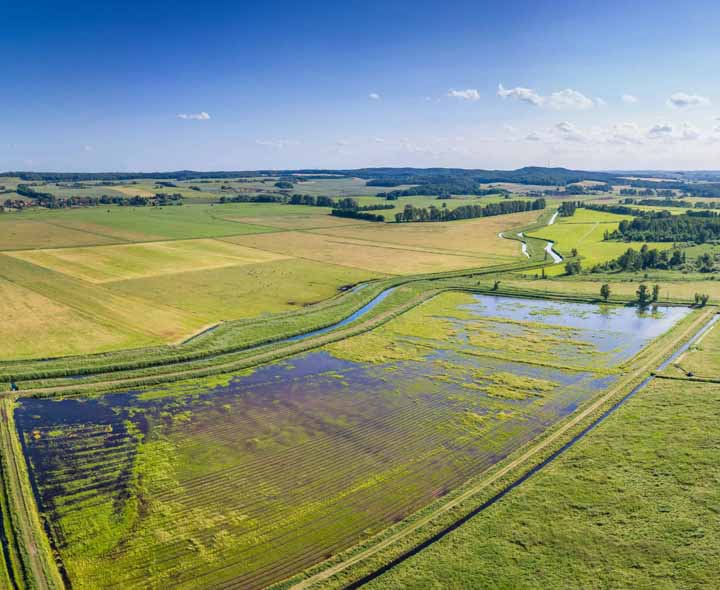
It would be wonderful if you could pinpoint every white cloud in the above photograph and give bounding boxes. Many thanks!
[369,92,381,100]
[335,138,350,146]
[607,122,643,145]
[498,84,594,110]
[447,88,480,101]
[622,94,639,104]
[668,92,710,109]
[554,121,587,142]
[647,123,674,139]
[546,89,594,110]
[679,122,701,141]
[82,145,94,152]
[177,111,210,120]
[374,137,385,143]
[497,84,543,106]
[595,97,607,107]
[525,132,542,141]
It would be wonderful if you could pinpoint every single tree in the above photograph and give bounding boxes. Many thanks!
[600,283,611,301]
[492,280,501,291]
[636,283,651,307]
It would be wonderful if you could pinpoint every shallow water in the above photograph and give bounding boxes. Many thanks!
[14,294,691,590]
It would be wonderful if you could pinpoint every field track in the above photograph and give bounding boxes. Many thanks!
[285,307,716,590]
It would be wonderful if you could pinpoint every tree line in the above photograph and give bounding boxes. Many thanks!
[12,185,183,209]
[393,198,545,223]
[610,211,720,243]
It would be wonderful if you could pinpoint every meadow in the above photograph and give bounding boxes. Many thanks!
[361,376,720,590]
[528,208,670,274]
[14,292,688,590]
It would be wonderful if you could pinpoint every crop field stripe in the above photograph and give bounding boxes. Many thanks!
[105,401,576,588]
[284,308,714,590]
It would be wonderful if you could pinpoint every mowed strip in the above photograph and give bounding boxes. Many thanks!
[306,210,540,258]
[5,238,290,283]
[224,231,495,275]
[0,255,204,354]
[0,277,165,360]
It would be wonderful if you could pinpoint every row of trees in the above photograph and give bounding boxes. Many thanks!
[558,201,580,217]
[330,209,385,222]
[12,185,183,209]
[599,283,710,307]
[393,198,546,223]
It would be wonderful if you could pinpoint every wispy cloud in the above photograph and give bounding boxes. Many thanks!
[554,121,587,142]
[621,94,639,104]
[667,92,710,109]
[498,84,594,110]
[447,88,480,101]
[255,139,299,149]
[497,84,543,106]
[368,92,381,100]
[177,112,211,120]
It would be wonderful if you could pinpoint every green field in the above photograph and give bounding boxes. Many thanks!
[362,377,720,590]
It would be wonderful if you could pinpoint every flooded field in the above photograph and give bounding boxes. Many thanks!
[15,294,690,589]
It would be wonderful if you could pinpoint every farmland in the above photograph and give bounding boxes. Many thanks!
[0,171,718,590]
[13,292,689,589]
[0,202,535,360]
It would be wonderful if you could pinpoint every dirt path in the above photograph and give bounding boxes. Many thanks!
[288,308,715,590]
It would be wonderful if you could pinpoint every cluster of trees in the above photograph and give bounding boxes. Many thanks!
[274,181,294,189]
[330,209,385,222]
[611,211,720,243]
[558,201,580,217]
[393,198,545,223]
[623,198,691,208]
[636,283,661,307]
[694,293,710,306]
[591,246,686,273]
[13,185,182,209]
[619,188,675,197]
[219,194,285,204]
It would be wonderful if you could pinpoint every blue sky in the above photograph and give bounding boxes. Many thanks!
[3,0,720,171]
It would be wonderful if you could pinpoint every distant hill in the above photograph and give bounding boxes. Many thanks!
[1,166,622,186]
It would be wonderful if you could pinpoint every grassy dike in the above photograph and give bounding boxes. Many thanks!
[272,307,715,590]
[0,399,64,590]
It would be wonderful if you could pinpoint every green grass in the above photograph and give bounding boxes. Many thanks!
[529,208,670,275]
[363,376,720,590]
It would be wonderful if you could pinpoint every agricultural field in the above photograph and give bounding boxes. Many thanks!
[14,292,689,589]
[362,376,720,590]
[0,202,532,360]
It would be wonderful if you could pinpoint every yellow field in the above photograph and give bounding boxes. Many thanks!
[109,258,384,323]
[112,185,157,197]
[6,239,289,283]
[222,214,368,230]
[0,278,163,359]
[307,210,538,258]
[224,231,493,275]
